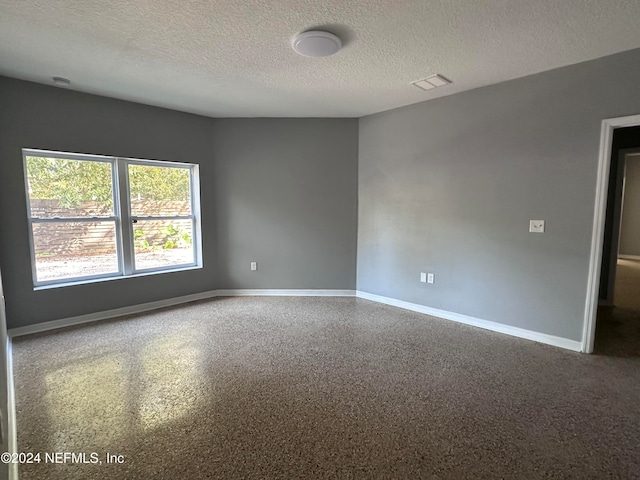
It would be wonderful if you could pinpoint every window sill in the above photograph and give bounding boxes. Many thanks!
[34,265,202,291]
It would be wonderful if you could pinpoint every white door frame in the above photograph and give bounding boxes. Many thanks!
[0,268,17,480]
[583,113,640,353]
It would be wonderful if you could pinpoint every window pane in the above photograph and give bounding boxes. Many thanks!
[128,164,191,217]
[32,221,119,282]
[133,219,194,271]
[26,156,114,218]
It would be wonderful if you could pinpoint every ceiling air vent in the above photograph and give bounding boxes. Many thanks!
[412,74,451,91]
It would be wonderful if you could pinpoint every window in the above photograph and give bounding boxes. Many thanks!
[23,149,202,287]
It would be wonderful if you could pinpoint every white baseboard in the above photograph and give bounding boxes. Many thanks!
[8,289,356,337]
[618,254,640,261]
[8,289,220,338]
[356,291,583,352]
[8,288,582,352]
[217,289,355,297]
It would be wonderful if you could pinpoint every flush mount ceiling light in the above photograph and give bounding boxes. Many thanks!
[292,31,342,58]
[412,74,451,91]
[52,76,71,86]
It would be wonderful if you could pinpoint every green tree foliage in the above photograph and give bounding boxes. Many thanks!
[26,156,113,208]
[26,157,191,207]
[128,164,190,202]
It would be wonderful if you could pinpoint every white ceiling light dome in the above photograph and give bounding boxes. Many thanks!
[292,30,342,58]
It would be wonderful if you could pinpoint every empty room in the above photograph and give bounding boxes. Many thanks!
[1,1,640,479]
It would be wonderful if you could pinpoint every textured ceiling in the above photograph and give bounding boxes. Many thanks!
[1,0,640,117]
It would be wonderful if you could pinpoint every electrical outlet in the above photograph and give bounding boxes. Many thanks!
[420,272,427,283]
[427,273,435,284]
[250,262,257,271]
[529,220,545,233]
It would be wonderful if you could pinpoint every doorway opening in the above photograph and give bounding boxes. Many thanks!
[584,117,640,354]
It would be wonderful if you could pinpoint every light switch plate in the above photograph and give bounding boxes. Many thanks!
[529,220,545,233]
[420,272,427,283]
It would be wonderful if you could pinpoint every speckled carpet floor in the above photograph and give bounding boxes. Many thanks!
[13,296,640,479]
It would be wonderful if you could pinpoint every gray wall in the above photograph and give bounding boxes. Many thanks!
[5,46,640,341]
[0,78,359,328]
[358,48,640,342]
[0,77,217,328]
[212,118,358,289]
[620,155,640,257]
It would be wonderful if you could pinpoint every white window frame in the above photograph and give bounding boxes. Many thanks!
[23,149,202,288]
